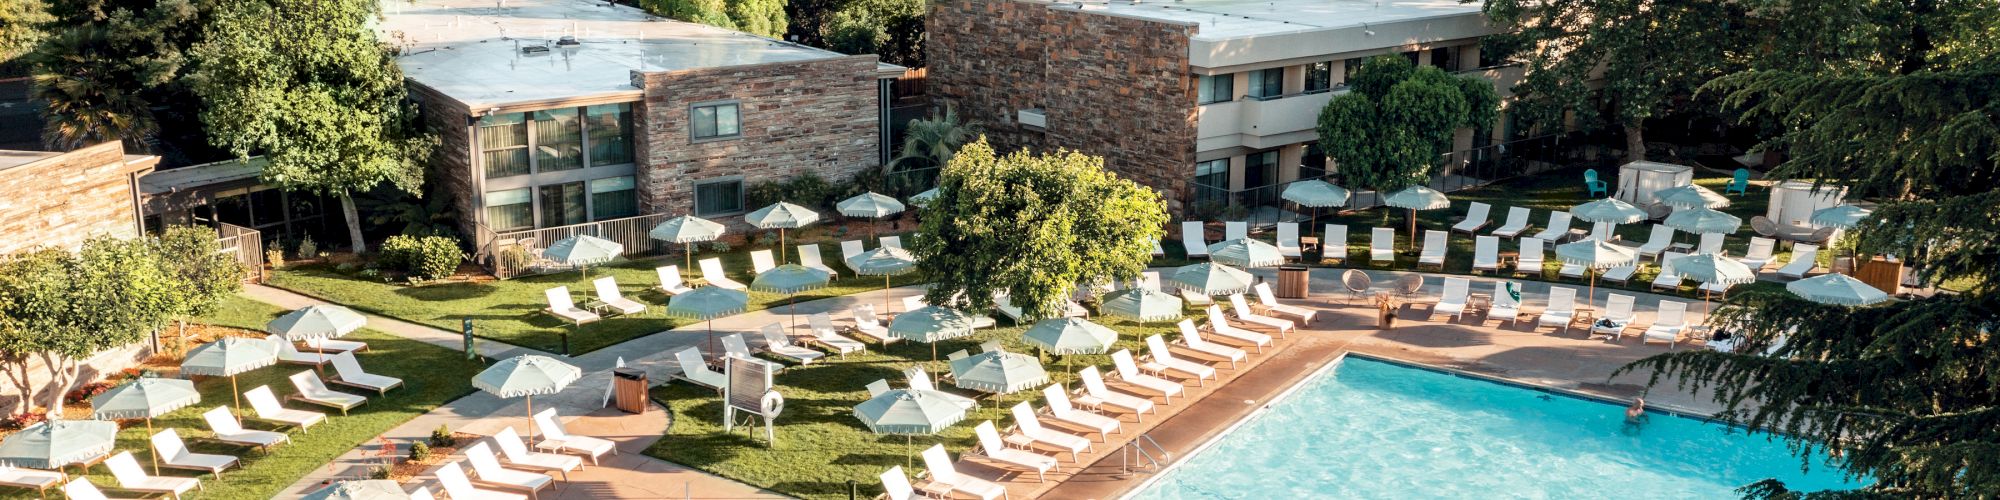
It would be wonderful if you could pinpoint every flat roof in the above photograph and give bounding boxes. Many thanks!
[379,0,862,110]
[1064,0,1482,40]
[139,156,266,195]
[0,150,58,172]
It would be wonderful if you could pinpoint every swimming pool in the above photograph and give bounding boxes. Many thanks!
[1130,356,1863,499]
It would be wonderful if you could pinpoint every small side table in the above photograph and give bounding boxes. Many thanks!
[1300,236,1321,255]
[1468,293,1492,315]
[1666,242,1694,256]
[583,300,614,315]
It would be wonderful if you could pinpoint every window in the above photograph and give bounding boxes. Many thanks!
[1194,159,1229,204]
[691,102,741,140]
[1246,68,1284,99]
[1301,143,1328,180]
[590,176,638,220]
[1305,62,1333,92]
[533,108,583,172]
[1401,51,1420,67]
[586,104,634,166]
[1343,58,1366,81]
[1430,47,1458,71]
[695,179,744,216]
[479,113,530,178]
[485,188,533,231]
[538,182,587,227]
[1197,74,1234,105]
[1479,40,1506,68]
[250,189,285,228]
[1245,151,1278,189]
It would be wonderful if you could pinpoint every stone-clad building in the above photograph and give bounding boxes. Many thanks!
[929,0,1521,216]
[0,141,158,255]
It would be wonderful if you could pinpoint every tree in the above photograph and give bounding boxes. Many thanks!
[27,0,200,150]
[1315,56,1499,193]
[726,0,787,39]
[0,249,71,416]
[0,0,52,69]
[642,0,786,39]
[644,0,737,32]
[190,0,435,253]
[1480,0,1746,162]
[820,0,924,67]
[0,237,176,414]
[913,139,1168,320]
[153,225,245,341]
[886,106,973,176]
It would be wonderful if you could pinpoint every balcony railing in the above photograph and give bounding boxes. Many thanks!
[1183,134,1569,228]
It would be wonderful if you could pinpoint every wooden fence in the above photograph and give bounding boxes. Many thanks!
[480,213,679,280]
[216,223,265,283]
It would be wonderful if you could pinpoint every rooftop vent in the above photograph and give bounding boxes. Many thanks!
[556,35,580,46]
[521,44,550,54]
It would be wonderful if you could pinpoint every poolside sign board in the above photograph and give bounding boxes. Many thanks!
[462,318,475,360]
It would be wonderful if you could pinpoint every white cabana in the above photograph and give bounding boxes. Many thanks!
[1613,161,1695,206]
[1767,181,1848,228]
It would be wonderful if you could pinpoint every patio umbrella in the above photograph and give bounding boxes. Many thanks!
[847,246,920,317]
[650,215,727,276]
[90,378,199,434]
[888,306,976,369]
[269,304,366,376]
[1664,253,1757,317]
[1788,273,1889,306]
[1281,180,1351,228]
[837,192,906,240]
[948,348,1051,409]
[1100,287,1184,323]
[544,234,625,281]
[1655,184,1730,210]
[1167,262,1255,297]
[0,419,117,471]
[1663,206,1742,235]
[302,479,408,500]
[908,187,940,207]
[854,388,967,468]
[1206,238,1285,268]
[667,286,752,353]
[1570,198,1647,240]
[746,201,821,263]
[1554,239,1637,310]
[1383,185,1450,252]
[181,336,278,409]
[751,264,831,333]
[1810,204,1872,229]
[473,355,582,441]
[1023,317,1118,385]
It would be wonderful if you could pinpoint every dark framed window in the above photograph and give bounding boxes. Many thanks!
[1301,143,1328,180]
[1401,51,1420,67]
[533,108,583,172]
[484,189,533,231]
[1194,159,1229,204]
[479,113,530,178]
[586,104,634,166]
[1305,62,1333,92]
[1247,68,1284,99]
[691,102,741,140]
[1245,151,1278,189]
[590,176,638,220]
[695,178,744,216]
[538,182,587,227]
[1430,47,1458,71]
[1197,74,1234,105]
[1343,58,1366,81]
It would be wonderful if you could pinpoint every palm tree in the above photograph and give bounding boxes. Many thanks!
[886,106,974,176]
[30,27,157,151]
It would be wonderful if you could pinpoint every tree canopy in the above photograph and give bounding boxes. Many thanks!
[641,0,788,39]
[0,236,186,414]
[913,139,1168,320]
[27,0,203,150]
[1315,56,1498,193]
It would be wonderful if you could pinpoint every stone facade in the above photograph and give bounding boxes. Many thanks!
[929,0,1200,212]
[0,141,155,255]
[632,55,884,222]
[412,83,482,242]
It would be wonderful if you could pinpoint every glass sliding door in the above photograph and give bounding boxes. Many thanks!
[533,108,584,172]
[538,182,587,227]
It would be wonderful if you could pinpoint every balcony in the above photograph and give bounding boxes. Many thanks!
[1196,89,1339,152]
[1454,62,1527,98]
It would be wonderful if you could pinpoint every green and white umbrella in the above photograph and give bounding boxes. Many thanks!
[474,355,582,441]
[837,192,906,219]
[650,215,727,274]
[545,234,625,282]
[1810,205,1872,229]
[0,419,117,470]
[668,286,752,353]
[91,378,199,429]
[1555,239,1638,310]
[1207,238,1285,268]
[947,348,1050,403]
[889,306,977,368]
[847,246,920,317]
[181,336,278,409]
[909,187,940,207]
[1383,185,1450,252]
[1570,197,1647,224]
[1022,317,1119,377]
[1168,262,1255,297]
[1282,180,1352,229]
[1656,184,1730,210]
[1788,273,1889,306]
[267,305,365,341]
[746,201,821,264]
[1101,287,1184,323]
[303,480,409,500]
[1666,253,1757,316]
[751,264,831,334]
[854,389,967,467]
[1664,206,1742,235]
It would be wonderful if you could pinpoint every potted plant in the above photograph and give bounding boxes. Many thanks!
[1374,292,1403,329]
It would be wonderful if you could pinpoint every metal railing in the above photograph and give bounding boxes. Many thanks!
[1118,433,1172,479]
[479,213,678,280]
[1185,134,1569,228]
[215,223,265,283]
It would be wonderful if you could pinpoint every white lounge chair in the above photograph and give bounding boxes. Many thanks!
[1077,366,1154,419]
[1559,260,1586,280]
[1472,235,1500,273]
[1740,237,1777,270]
[1491,206,1531,238]
[532,409,617,465]
[1591,294,1638,340]
[1140,335,1215,385]
[1602,261,1639,284]
[150,428,237,477]
[880,466,919,500]
[464,442,553,497]
[905,367,978,410]
[1488,280,1523,325]
[1586,220,1614,242]
[879,235,903,250]
[1275,222,1302,259]
[245,385,323,431]
[757,323,825,364]
[411,486,435,500]
[655,266,694,295]
[750,249,776,275]
[1432,277,1470,321]
[919,445,1006,500]
[106,452,199,500]
[807,313,865,356]
[1227,294,1293,335]
[850,304,898,345]
[542,287,600,326]
[436,461,526,500]
[1653,252,1689,292]
[1643,301,1691,348]
[202,406,287,451]
[266,335,332,366]
[591,277,645,315]
[1180,221,1209,259]
[839,240,867,272]
[1697,232,1725,255]
[1175,319,1245,367]
[1042,384,1119,439]
[1369,227,1395,264]
[1225,221,1248,241]
[1417,230,1448,270]
[1452,202,1491,234]
[1008,402,1092,461]
[698,258,746,291]
[1151,238,1165,257]
[1321,224,1348,264]
[301,336,366,354]
[865,379,891,398]
[1109,350,1184,401]
[1203,305,1273,351]
[328,351,402,395]
[672,348,726,390]
[60,479,121,500]
[1538,287,1578,332]
[286,371,366,415]
[721,333,785,373]
[972,421,1056,481]
[798,245,839,278]
[1777,244,1819,279]
[493,427,579,481]
[1251,282,1315,323]
[1515,238,1546,276]
[1532,211,1573,242]
[0,465,63,498]
[1636,225,1675,261]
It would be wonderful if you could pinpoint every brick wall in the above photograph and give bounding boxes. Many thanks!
[632,55,883,223]
[0,141,153,255]
[929,0,1200,212]
[413,84,482,243]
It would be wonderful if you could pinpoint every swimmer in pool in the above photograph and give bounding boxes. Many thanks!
[1621,397,1650,435]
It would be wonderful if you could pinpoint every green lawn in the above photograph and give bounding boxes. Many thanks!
[267,234,927,355]
[646,317,1179,500]
[13,295,482,500]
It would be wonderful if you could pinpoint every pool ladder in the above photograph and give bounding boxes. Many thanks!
[1117,433,1171,479]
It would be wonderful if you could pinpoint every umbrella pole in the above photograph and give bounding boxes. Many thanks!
[1407,208,1417,253]
[231,375,241,410]
[148,418,158,474]
[780,229,788,264]
[883,274,892,320]
[907,435,913,470]
[686,242,694,278]
[526,395,535,442]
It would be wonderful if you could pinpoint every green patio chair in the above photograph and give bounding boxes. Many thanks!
[1583,169,1609,197]
[1726,168,1751,195]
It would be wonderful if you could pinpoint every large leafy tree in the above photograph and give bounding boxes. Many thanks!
[0,237,176,414]
[190,0,435,253]
[822,0,924,67]
[0,0,52,69]
[642,0,787,39]
[27,0,200,150]
[1315,56,1498,192]
[0,249,70,416]
[914,139,1168,320]
[153,225,245,339]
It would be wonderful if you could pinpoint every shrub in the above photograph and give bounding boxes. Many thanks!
[428,425,457,447]
[755,232,779,248]
[380,235,465,281]
[266,248,285,269]
[707,241,732,253]
[744,172,842,209]
[367,465,391,480]
[1,413,46,430]
[64,381,114,405]
[296,236,317,260]
[408,441,432,462]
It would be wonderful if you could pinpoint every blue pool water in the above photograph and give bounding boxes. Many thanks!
[1131,356,1863,499]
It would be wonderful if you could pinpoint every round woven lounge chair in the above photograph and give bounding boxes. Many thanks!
[1749,216,1779,237]
[1342,269,1373,304]
[1395,274,1424,298]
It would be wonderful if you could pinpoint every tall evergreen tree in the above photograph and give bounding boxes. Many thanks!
[27,0,200,150]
